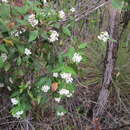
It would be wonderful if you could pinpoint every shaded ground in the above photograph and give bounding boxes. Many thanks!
[0,79,130,130]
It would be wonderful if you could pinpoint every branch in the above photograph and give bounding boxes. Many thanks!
[75,0,110,21]
[60,0,110,24]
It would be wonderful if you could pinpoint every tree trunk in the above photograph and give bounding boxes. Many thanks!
[92,4,121,128]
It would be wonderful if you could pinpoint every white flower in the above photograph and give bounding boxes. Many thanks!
[16,29,25,36]
[2,0,8,3]
[11,28,26,37]
[21,28,26,33]
[66,93,73,97]
[24,48,31,56]
[72,53,82,63]
[43,0,47,4]
[11,31,18,37]
[70,7,75,12]
[28,14,38,27]
[97,31,109,42]
[41,85,50,92]
[7,86,11,91]
[12,110,23,118]
[58,10,65,19]
[60,73,73,83]
[1,53,7,62]
[11,98,19,105]
[9,77,13,84]
[27,80,31,85]
[54,97,61,103]
[28,14,35,20]
[14,32,19,37]
[10,31,15,36]
[49,30,59,42]
[19,28,26,35]
[0,83,4,88]
[60,73,71,79]
[53,72,58,78]
[66,77,73,83]
[58,89,70,95]
[57,111,65,116]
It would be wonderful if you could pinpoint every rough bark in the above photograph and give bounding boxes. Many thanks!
[92,4,121,127]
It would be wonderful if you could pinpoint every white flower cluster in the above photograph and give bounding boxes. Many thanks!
[24,48,31,56]
[12,110,24,118]
[57,111,65,116]
[60,73,73,83]
[11,28,26,37]
[66,92,73,97]
[58,10,65,19]
[41,85,50,92]
[53,72,59,78]
[43,0,47,4]
[98,31,109,42]
[70,7,75,12]
[0,83,4,88]
[58,88,69,95]
[2,0,8,3]
[7,86,11,91]
[9,77,13,84]
[28,14,38,27]
[54,97,61,103]
[72,53,82,63]
[53,72,73,83]
[49,30,59,42]
[1,53,7,62]
[58,89,73,97]
[11,98,19,105]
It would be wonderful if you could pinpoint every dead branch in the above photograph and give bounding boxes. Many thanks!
[92,3,121,129]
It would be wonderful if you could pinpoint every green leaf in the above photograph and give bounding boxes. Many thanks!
[35,77,48,87]
[37,96,42,104]
[63,66,77,76]
[34,61,41,72]
[66,84,75,92]
[51,23,60,29]
[17,45,25,54]
[14,6,29,15]
[0,57,4,68]
[22,103,31,111]
[16,18,27,26]
[19,84,28,93]
[52,64,64,72]
[29,30,39,42]
[63,26,71,36]
[56,105,67,116]
[0,5,10,19]
[11,91,19,97]
[28,90,35,100]
[4,63,11,71]
[78,43,87,49]
[0,45,8,53]
[17,57,22,66]
[0,19,8,32]
[40,31,48,40]
[64,47,75,58]
[15,69,24,76]
[11,106,21,115]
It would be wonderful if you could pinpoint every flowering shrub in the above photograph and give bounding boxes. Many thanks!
[0,0,86,118]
